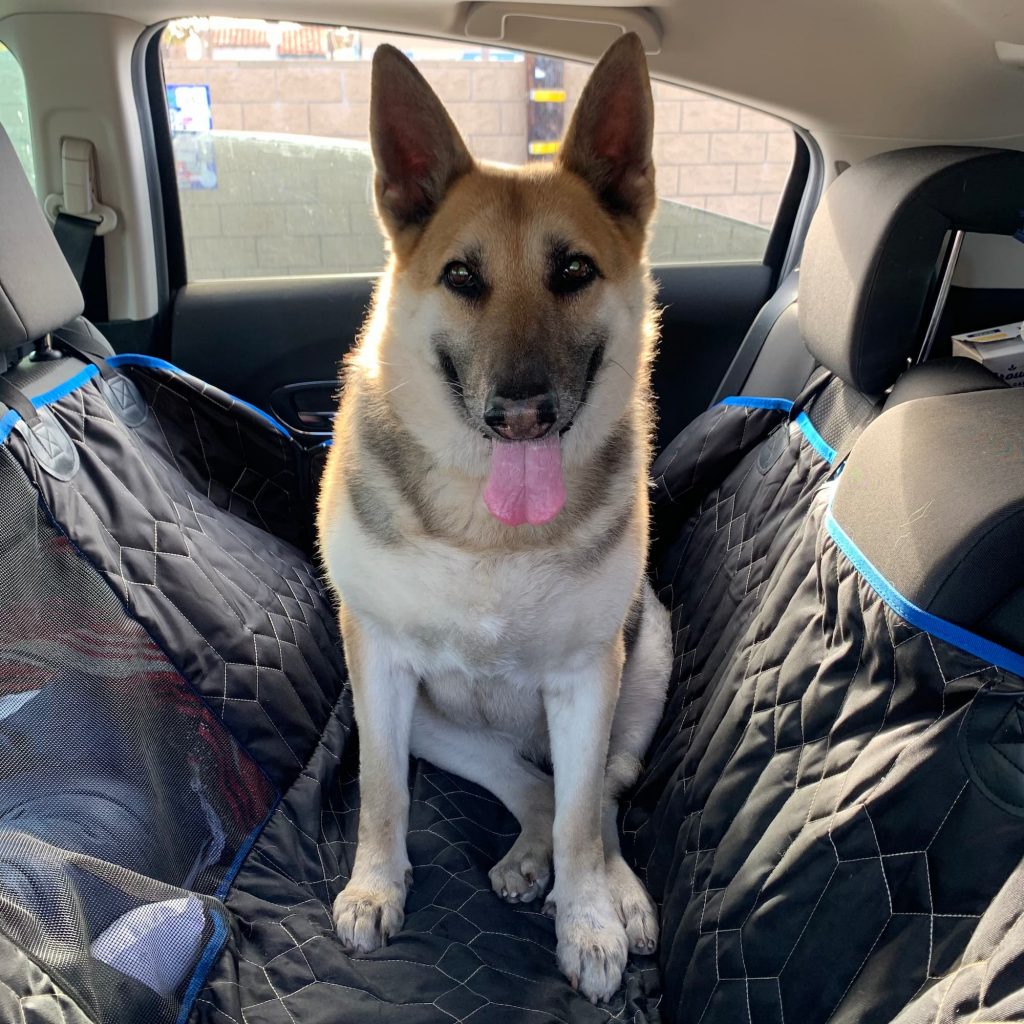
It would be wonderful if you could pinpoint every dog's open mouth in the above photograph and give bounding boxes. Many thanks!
[484,436,566,527]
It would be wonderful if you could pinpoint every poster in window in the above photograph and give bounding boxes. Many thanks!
[166,84,217,190]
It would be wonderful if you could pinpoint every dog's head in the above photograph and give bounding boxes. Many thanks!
[361,33,656,526]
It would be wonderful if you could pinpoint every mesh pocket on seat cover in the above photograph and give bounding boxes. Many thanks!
[0,448,277,1023]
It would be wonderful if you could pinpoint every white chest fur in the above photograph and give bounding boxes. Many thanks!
[322,511,640,740]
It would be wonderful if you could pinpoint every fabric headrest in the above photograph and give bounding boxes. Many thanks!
[799,146,1024,395]
[0,124,83,354]
[831,387,1024,652]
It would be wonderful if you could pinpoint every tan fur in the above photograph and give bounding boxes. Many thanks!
[317,32,672,1004]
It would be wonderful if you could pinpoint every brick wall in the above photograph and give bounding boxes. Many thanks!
[164,59,532,164]
[561,63,792,226]
[164,57,793,279]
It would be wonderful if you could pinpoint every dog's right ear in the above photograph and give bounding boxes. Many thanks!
[370,45,473,239]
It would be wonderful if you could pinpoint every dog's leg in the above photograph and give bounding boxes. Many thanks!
[604,581,672,956]
[333,610,418,953]
[602,802,657,956]
[411,698,554,904]
[543,644,629,1004]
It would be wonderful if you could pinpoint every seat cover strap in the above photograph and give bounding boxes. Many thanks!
[0,374,39,425]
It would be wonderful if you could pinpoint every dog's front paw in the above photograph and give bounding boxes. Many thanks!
[554,891,629,1004]
[333,874,409,953]
[490,832,552,904]
[607,855,658,955]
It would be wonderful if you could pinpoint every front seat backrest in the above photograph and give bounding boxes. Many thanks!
[831,386,1024,653]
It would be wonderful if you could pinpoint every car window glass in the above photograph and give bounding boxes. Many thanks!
[160,20,795,280]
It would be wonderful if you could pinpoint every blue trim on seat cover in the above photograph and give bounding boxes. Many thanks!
[718,396,836,465]
[720,395,794,413]
[107,353,291,438]
[827,511,1024,678]
[215,796,281,900]
[794,410,837,464]
[175,908,230,1024]
[0,365,99,443]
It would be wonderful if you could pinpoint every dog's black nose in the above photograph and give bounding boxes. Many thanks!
[484,385,559,441]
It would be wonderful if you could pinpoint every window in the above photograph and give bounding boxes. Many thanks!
[0,42,35,190]
[160,19,795,281]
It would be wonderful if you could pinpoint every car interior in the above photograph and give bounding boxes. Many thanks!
[1,2,1024,1023]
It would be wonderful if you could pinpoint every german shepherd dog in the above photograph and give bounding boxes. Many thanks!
[317,32,672,1002]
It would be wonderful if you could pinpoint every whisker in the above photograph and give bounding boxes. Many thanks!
[381,379,410,396]
[608,358,636,383]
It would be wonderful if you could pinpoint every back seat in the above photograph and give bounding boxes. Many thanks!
[0,121,1022,1024]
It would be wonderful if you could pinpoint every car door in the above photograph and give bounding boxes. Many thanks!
[143,20,814,453]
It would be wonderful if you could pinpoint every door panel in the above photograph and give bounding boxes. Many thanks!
[170,262,774,452]
[650,263,772,450]
[171,275,374,441]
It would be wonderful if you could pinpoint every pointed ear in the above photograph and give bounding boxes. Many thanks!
[370,44,474,238]
[557,32,655,225]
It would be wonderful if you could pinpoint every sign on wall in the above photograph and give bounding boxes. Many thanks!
[166,84,217,190]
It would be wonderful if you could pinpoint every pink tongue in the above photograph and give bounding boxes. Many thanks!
[484,436,566,526]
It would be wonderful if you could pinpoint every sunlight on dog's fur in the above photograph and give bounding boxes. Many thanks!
[317,32,673,1004]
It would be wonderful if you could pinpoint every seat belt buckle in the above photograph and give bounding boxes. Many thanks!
[43,138,118,237]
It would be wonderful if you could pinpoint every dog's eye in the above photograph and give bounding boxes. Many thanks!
[444,262,475,290]
[552,254,597,295]
[563,256,595,282]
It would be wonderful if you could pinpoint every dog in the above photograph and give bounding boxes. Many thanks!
[316,31,673,1003]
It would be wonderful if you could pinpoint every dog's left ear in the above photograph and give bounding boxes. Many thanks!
[370,44,474,239]
[557,32,655,226]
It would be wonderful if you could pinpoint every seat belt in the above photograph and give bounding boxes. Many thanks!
[44,139,117,312]
[52,213,100,286]
[712,270,800,404]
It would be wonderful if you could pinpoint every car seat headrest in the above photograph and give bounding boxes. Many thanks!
[0,124,84,359]
[831,387,1024,653]
[800,146,1024,395]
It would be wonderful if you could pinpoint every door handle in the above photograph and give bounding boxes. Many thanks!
[270,381,339,436]
[295,409,336,430]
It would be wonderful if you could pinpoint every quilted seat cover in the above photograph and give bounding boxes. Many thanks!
[0,363,1022,1024]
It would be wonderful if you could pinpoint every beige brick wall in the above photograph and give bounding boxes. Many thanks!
[563,64,793,226]
[164,57,793,278]
[165,59,532,166]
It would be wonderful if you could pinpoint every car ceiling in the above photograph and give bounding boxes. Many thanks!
[1,0,1024,142]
